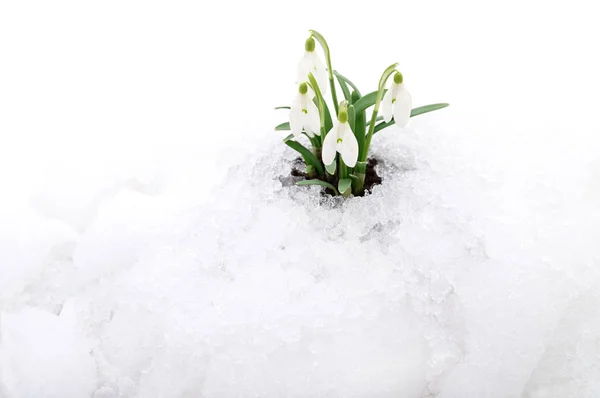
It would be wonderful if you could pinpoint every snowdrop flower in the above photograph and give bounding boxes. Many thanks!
[289,82,321,138]
[297,37,328,95]
[322,105,358,167]
[382,72,412,128]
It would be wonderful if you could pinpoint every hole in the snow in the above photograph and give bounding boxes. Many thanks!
[289,157,383,197]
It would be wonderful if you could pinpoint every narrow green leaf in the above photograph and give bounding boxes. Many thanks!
[335,73,352,102]
[354,161,367,174]
[333,71,361,97]
[297,179,339,195]
[349,174,359,181]
[316,97,334,134]
[306,134,320,149]
[325,161,336,175]
[308,72,333,135]
[307,73,325,127]
[410,103,449,117]
[353,89,387,115]
[352,90,365,160]
[275,122,290,131]
[282,132,319,149]
[348,104,356,134]
[275,106,290,110]
[353,90,377,115]
[338,178,352,194]
[284,137,324,175]
[374,120,394,134]
[373,103,450,134]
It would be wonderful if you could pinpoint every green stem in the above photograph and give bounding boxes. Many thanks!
[307,134,320,149]
[362,107,379,161]
[312,146,322,164]
[309,30,339,116]
[306,75,326,148]
[352,161,367,195]
[359,63,398,162]
[339,156,347,180]
[330,78,339,116]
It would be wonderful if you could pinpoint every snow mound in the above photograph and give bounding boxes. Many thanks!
[1,115,599,397]
[0,303,96,398]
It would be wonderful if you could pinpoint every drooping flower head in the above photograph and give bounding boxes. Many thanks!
[297,37,328,95]
[381,72,412,128]
[289,82,321,138]
[322,103,358,167]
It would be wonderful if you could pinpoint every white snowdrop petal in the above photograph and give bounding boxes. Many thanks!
[305,52,327,95]
[322,129,338,166]
[382,88,394,123]
[392,88,412,128]
[289,108,303,138]
[341,124,359,167]
[289,95,305,138]
[307,101,321,136]
[297,54,313,84]
[312,53,328,95]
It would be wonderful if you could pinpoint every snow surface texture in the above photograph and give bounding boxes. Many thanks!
[1,116,599,398]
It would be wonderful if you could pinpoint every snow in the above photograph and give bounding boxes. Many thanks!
[1,0,600,397]
[0,303,97,397]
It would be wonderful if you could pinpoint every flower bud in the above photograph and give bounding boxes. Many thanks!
[305,37,316,52]
[393,72,403,84]
[298,82,309,95]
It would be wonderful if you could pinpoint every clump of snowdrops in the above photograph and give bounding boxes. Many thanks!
[275,30,448,196]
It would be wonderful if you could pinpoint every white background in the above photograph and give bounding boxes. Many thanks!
[1,0,599,199]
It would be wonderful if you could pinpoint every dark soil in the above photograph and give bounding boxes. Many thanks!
[290,157,383,197]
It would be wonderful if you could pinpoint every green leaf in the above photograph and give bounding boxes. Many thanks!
[348,104,356,134]
[307,72,325,128]
[284,137,324,175]
[275,122,290,131]
[275,106,290,110]
[349,174,359,181]
[352,90,366,160]
[335,73,352,103]
[306,133,320,149]
[373,103,450,134]
[410,103,449,117]
[374,120,394,134]
[354,161,367,174]
[308,72,333,135]
[338,178,352,194]
[297,179,339,195]
[353,90,377,115]
[316,96,334,134]
[325,160,336,175]
[333,71,361,97]
[353,89,387,115]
